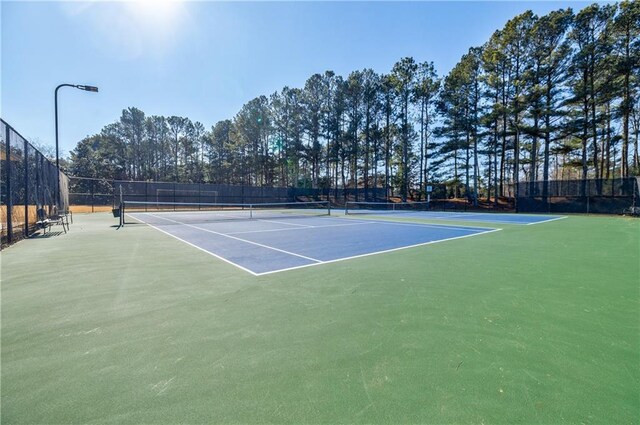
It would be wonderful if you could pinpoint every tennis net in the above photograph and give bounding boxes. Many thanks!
[121,200,331,225]
[345,201,430,215]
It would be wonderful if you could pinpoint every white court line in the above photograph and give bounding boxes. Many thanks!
[525,216,568,226]
[133,212,322,228]
[255,228,503,276]
[125,214,260,276]
[351,211,567,226]
[370,220,496,232]
[226,221,373,235]
[429,214,568,226]
[143,213,323,263]
[253,218,314,228]
[226,217,493,236]
[128,213,502,276]
[340,216,498,231]
[134,211,254,224]
[437,214,567,226]
[422,212,567,226]
[138,209,249,216]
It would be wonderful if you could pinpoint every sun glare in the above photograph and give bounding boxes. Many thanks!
[113,0,188,57]
[126,0,182,26]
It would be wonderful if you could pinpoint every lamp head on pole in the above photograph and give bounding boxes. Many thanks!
[76,85,99,92]
[54,82,99,209]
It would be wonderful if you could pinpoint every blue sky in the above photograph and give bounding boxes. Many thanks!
[2,1,599,157]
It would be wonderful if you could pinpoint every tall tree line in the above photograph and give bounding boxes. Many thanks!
[70,2,639,200]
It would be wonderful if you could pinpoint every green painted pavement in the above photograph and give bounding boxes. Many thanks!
[2,213,638,424]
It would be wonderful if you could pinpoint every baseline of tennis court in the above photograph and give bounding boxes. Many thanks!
[346,210,566,225]
[127,212,500,275]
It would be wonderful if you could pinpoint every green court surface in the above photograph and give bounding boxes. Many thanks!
[1,213,639,424]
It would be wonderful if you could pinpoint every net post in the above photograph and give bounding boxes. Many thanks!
[119,202,124,227]
[119,185,124,226]
[327,200,331,216]
[250,204,253,219]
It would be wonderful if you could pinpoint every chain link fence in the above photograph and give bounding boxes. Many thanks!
[515,177,640,214]
[67,175,639,216]
[68,177,388,211]
[1,119,70,247]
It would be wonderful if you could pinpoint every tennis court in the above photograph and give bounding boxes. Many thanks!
[2,207,639,424]
[346,209,566,225]
[125,206,500,275]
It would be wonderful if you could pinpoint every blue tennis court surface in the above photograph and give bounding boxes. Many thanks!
[128,212,500,275]
[346,210,566,225]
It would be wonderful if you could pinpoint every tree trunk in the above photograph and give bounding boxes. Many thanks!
[500,73,508,198]
[531,111,539,197]
[634,112,640,172]
[424,109,430,190]
[622,42,630,178]
[473,79,479,207]
[454,147,459,199]
[402,95,409,202]
[590,66,600,191]
[465,130,471,201]
[384,101,391,199]
[487,146,492,203]
[605,102,612,180]
[419,97,425,199]
[364,103,370,201]
[494,118,499,206]
[581,69,589,196]
[543,113,550,200]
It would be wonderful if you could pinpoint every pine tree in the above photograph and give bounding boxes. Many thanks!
[390,57,418,201]
[413,61,440,197]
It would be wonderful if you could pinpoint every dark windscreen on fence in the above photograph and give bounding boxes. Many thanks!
[515,178,639,214]
[67,176,639,216]
[1,119,69,247]
[69,177,389,210]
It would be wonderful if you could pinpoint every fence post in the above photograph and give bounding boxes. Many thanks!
[91,178,95,213]
[611,178,615,197]
[5,125,13,243]
[24,137,29,237]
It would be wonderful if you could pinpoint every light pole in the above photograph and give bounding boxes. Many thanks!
[55,84,98,208]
